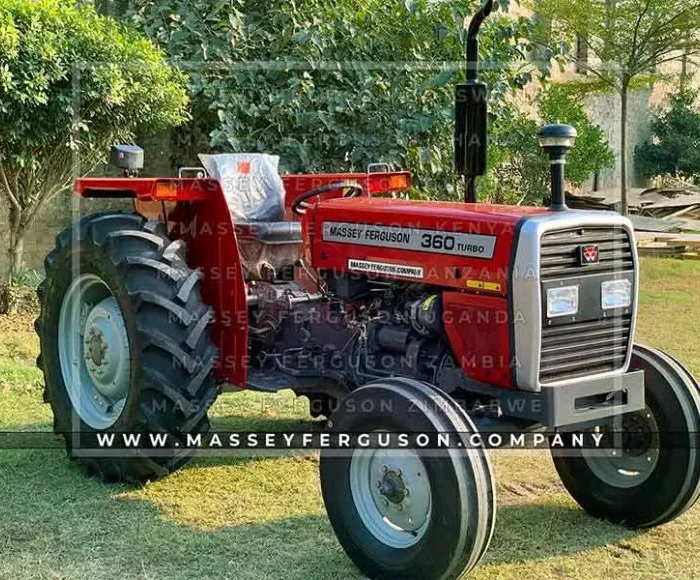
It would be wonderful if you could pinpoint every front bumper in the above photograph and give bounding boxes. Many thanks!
[538,370,645,427]
[451,370,645,428]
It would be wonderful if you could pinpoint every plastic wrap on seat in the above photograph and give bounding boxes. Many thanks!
[199,153,285,222]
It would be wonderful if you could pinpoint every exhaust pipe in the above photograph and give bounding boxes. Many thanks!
[455,0,495,204]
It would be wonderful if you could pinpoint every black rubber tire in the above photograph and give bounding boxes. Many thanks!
[553,344,700,528]
[320,378,495,580]
[35,211,219,483]
[307,393,337,419]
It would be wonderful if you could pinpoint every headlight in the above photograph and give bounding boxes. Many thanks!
[601,279,632,310]
[546,286,579,318]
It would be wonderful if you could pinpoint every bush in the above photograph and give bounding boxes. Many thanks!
[539,83,615,187]
[480,84,615,205]
[128,0,551,199]
[0,0,190,290]
[0,267,43,315]
[636,91,700,184]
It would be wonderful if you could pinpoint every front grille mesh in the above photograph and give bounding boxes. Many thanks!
[539,227,634,384]
[540,228,634,281]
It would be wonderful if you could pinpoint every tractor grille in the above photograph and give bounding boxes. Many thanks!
[539,227,635,384]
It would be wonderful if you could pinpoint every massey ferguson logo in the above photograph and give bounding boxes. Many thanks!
[580,244,599,265]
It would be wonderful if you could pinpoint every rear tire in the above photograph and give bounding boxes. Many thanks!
[320,378,495,580]
[36,212,219,483]
[553,344,700,528]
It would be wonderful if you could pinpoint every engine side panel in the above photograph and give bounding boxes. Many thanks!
[442,292,513,389]
[306,197,548,296]
[304,198,550,390]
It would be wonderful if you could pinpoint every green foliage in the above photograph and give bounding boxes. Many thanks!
[532,0,700,88]
[10,267,42,289]
[128,0,552,199]
[532,0,700,214]
[0,0,189,286]
[0,0,188,176]
[486,107,549,204]
[480,84,615,205]
[636,91,700,184]
[539,84,614,186]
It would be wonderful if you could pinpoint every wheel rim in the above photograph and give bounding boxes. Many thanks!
[349,446,432,549]
[58,274,130,430]
[583,407,660,489]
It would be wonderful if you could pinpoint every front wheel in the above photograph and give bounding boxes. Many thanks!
[320,378,495,579]
[553,344,700,528]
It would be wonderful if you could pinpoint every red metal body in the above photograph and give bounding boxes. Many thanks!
[304,197,550,389]
[73,171,412,388]
[305,198,547,295]
[74,171,547,390]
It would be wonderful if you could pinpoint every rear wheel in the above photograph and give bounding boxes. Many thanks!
[553,344,700,528]
[320,378,495,579]
[36,212,219,482]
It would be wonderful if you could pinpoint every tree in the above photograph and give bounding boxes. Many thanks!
[532,0,700,214]
[636,91,700,184]
[128,0,554,200]
[0,0,189,285]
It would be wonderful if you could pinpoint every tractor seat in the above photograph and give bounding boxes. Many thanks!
[235,221,302,244]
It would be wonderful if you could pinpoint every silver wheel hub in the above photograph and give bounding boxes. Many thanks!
[350,448,432,549]
[58,274,130,430]
[82,297,130,399]
[583,408,660,489]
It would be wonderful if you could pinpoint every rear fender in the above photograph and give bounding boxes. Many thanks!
[169,187,248,388]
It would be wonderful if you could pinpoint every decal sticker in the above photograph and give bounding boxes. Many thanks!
[323,222,496,259]
[466,280,502,292]
[348,259,424,280]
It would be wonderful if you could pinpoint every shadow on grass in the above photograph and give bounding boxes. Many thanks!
[485,503,640,565]
[0,446,645,580]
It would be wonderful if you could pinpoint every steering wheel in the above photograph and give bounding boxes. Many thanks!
[291,182,364,216]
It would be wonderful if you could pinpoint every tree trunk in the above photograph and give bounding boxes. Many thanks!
[619,83,629,216]
[6,207,25,285]
[681,31,690,93]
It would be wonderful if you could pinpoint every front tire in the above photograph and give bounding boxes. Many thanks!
[36,212,219,483]
[320,378,495,579]
[553,344,700,528]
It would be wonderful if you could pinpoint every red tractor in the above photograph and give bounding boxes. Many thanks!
[35,2,700,578]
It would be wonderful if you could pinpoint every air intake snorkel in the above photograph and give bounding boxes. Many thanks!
[538,123,577,211]
[455,0,495,203]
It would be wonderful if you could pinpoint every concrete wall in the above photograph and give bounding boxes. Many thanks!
[584,88,654,191]
[0,193,132,278]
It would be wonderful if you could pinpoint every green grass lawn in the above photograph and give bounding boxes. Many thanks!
[1,258,699,579]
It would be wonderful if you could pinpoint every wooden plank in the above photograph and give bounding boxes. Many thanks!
[642,196,700,210]
[681,252,700,260]
[663,204,700,219]
[674,240,700,248]
[666,234,700,244]
[637,242,686,257]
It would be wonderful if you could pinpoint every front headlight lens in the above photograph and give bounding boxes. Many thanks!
[547,286,579,318]
[601,279,632,310]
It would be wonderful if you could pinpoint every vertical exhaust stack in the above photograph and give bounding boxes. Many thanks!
[537,123,577,211]
[455,0,495,204]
